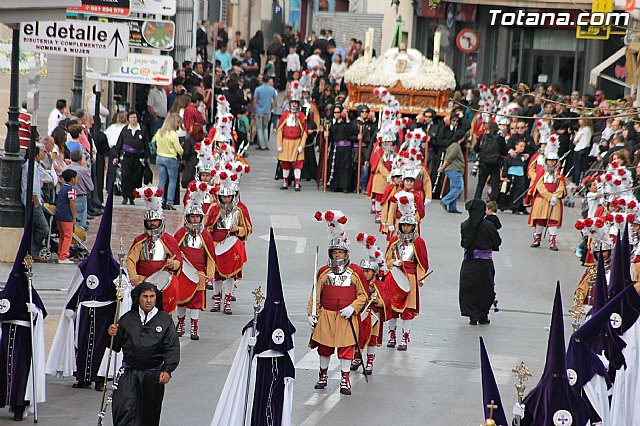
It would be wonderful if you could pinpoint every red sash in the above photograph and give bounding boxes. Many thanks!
[181,246,207,271]
[212,229,229,243]
[320,285,357,311]
[137,259,165,278]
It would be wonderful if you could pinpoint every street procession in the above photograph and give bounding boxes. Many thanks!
[4,0,640,425]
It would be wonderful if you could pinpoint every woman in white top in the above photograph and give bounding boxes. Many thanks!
[572,117,593,184]
[329,54,347,87]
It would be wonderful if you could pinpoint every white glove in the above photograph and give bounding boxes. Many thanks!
[340,305,355,319]
[550,195,558,206]
[424,198,432,205]
[393,259,403,267]
[277,147,283,152]
[512,403,525,418]
[64,309,75,320]
[26,303,37,313]
[308,315,318,327]
[297,146,303,154]
[388,225,395,232]
[247,336,257,347]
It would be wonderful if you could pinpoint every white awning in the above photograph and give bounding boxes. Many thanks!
[589,47,629,88]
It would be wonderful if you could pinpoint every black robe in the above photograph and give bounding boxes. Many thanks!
[459,199,502,320]
[326,120,357,192]
[0,324,31,410]
[112,308,180,426]
[65,279,117,384]
[114,125,150,200]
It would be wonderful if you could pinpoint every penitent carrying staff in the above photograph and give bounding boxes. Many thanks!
[108,282,180,426]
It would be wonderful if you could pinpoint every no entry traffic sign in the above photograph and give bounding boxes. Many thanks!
[20,21,129,59]
[68,0,131,17]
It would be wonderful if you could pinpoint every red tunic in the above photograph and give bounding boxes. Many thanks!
[278,111,306,139]
[174,228,216,305]
[130,233,183,313]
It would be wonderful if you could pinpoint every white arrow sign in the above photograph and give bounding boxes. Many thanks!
[20,21,129,60]
[131,0,177,16]
[258,234,307,254]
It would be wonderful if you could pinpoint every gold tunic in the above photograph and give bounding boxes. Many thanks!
[307,267,368,348]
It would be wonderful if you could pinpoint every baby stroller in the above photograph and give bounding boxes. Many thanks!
[40,203,90,261]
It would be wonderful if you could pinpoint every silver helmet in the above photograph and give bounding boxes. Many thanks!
[144,209,165,240]
[397,214,418,242]
[402,167,420,181]
[184,204,204,235]
[328,237,350,274]
[197,161,214,179]
[359,258,379,273]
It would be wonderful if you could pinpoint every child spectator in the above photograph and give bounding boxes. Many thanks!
[502,140,528,214]
[236,106,251,157]
[265,55,277,80]
[283,45,301,81]
[56,169,77,264]
[484,201,502,230]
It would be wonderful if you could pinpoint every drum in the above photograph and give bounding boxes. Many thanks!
[388,266,410,312]
[147,270,173,291]
[146,270,178,313]
[176,259,200,304]
[215,235,239,256]
[215,236,247,277]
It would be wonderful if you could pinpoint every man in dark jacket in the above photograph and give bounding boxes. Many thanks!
[473,122,508,201]
[109,282,180,426]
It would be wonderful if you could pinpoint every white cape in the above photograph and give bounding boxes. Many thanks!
[211,330,295,426]
[45,268,127,377]
[610,321,640,425]
[0,307,47,416]
[583,356,610,426]
[98,279,132,378]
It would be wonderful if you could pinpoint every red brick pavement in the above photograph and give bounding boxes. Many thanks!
[82,203,185,252]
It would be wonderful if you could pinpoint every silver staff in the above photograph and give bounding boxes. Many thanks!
[98,238,126,425]
[23,253,39,423]
[512,362,532,426]
[243,286,265,425]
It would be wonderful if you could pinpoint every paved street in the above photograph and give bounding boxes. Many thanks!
[0,144,584,425]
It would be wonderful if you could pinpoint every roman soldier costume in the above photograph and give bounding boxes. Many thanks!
[401,129,433,202]
[207,170,252,314]
[386,183,425,240]
[309,211,368,395]
[384,208,429,351]
[351,233,391,375]
[300,70,320,182]
[528,139,566,251]
[380,158,404,237]
[367,87,408,221]
[125,187,182,314]
[174,183,216,340]
[277,81,307,191]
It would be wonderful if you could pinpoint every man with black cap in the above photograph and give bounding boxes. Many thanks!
[459,199,502,325]
[108,282,180,426]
